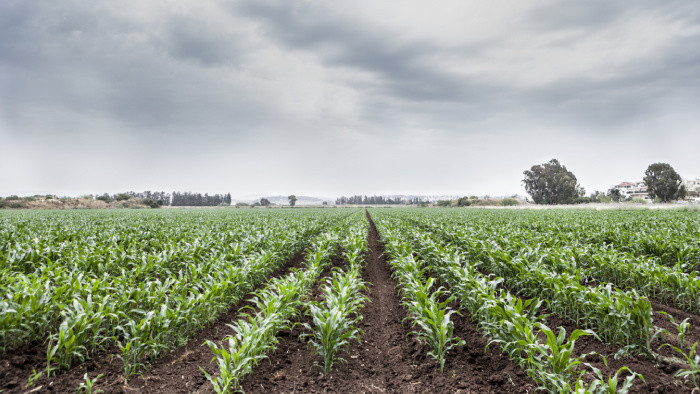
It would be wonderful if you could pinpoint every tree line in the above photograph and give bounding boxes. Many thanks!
[94,191,232,206]
[171,192,232,206]
[96,191,171,206]
[335,195,426,205]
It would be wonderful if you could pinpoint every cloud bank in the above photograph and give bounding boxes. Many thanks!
[1,0,699,197]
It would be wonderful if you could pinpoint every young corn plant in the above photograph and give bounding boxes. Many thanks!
[531,324,598,391]
[373,214,646,393]
[658,313,700,389]
[575,366,644,394]
[303,303,362,375]
[202,325,278,394]
[302,271,366,375]
[114,306,171,378]
[403,279,464,372]
[386,245,465,373]
[46,296,113,374]
[203,230,340,392]
[77,373,104,394]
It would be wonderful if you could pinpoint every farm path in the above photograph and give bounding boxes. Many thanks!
[240,211,536,393]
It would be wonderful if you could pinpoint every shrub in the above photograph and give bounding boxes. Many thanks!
[115,194,131,201]
[501,198,519,206]
[457,197,471,207]
[143,199,160,209]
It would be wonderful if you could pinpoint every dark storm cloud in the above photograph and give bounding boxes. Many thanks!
[234,0,700,130]
[234,1,503,105]
[0,1,270,136]
[1,1,699,196]
[518,38,700,128]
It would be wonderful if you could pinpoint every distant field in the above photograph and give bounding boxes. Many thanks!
[1,208,699,393]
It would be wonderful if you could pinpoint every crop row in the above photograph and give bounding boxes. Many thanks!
[404,219,657,353]
[400,209,700,315]
[203,215,369,391]
[371,213,640,392]
[0,209,358,382]
[203,230,342,392]
[303,219,369,375]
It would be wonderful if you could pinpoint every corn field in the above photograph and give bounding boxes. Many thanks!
[1,208,699,393]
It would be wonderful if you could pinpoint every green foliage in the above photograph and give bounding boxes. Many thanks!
[500,198,519,206]
[302,223,368,377]
[77,373,104,394]
[302,270,366,375]
[523,159,584,204]
[288,195,298,206]
[457,197,471,206]
[204,228,344,391]
[644,162,684,202]
[380,236,464,372]
[370,209,667,392]
[96,194,113,203]
[403,279,464,371]
[608,188,622,202]
[142,199,160,208]
[436,200,452,207]
[0,208,357,379]
[115,194,132,201]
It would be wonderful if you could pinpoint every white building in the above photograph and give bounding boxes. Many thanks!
[685,179,700,201]
[685,179,700,192]
[611,181,649,200]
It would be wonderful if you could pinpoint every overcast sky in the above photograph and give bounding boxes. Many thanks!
[1,0,699,198]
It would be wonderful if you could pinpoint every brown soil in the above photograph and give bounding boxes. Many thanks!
[543,313,692,393]
[1,249,308,394]
[481,278,699,392]
[239,211,536,393]
[0,339,46,392]
[417,234,698,392]
[10,213,695,393]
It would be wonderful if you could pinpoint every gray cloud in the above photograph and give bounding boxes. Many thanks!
[1,0,699,197]
[234,1,501,106]
[235,0,700,128]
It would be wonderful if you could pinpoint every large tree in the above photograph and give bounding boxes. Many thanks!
[608,188,622,202]
[288,195,297,207]
[643,163,684,202]
[523,159,584,204]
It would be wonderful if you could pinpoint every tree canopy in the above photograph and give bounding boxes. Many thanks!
[288,195,297,206]
[643,163,684,202]
[522,159,584,204]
